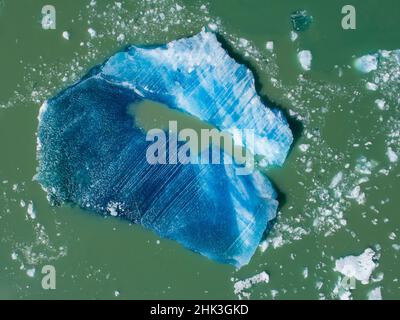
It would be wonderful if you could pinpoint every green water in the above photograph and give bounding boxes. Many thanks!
[0,0,399,299]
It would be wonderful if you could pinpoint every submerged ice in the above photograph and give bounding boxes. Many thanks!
[35,31,293,268]
[290,10,313,32]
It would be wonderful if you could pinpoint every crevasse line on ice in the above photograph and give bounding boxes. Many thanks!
[100,31,293,167]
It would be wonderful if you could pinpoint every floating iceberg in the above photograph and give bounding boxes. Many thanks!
[36,31,293,267]
[355,49,400,74]
[354,54,379,73]
[297,50,312,71]
[334,248,377,284]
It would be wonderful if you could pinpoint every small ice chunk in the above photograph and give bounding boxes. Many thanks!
[271,234,284,249]
[26,268,36,278]
[368,287,382,300]
[355,54,378,73]
[298,50,312,71]
[234,272,270,295]
[338,289,352,300]
[334,248,377,284]
[329,172,343,189]
[239,38,249,47]
[387,147,398,163]
[116,34,125,42]
[270,289,279,299]
[259,240,269,253]
[11,252,18,260]
[266,41,274,52]
[107,202,119,217]
[355,156,377,175]
[375,99,386,110]
[290,31,298,42]
[208,23,218,31]
[27,202,36,219]
[347,186,366,205]
[366,82,378,91]
[393,244,400,251]
[88,28,97,38]
[62,31,70,40]
[299,144,310,152]
[114,290,120,297]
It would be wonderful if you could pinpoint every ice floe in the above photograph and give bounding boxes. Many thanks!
[35,31,292,268]
[297,50,312,71]
[335,248,377,284]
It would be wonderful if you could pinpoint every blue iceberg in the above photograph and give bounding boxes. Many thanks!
[36,31,293,268]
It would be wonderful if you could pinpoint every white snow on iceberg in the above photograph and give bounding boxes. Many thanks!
[334,248,377,284]
[101,31,293,167]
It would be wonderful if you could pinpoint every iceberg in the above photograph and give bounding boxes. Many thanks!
[36,31,293,267]
[334,248,377,284]
[100,32,292,167]
[355,49,400,73]
[297,50,312,71]
[354,54,379,73]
